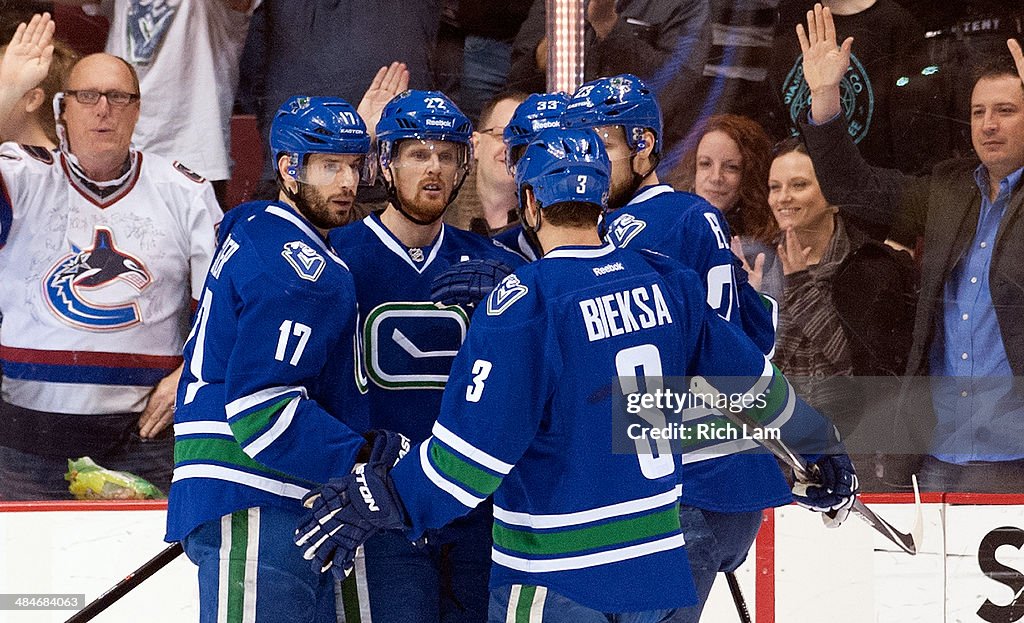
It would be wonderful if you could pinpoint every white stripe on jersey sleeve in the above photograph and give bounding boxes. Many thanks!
[174,420,233,436]
[225,385,307,418]
[432,422,515,474]
[242,396,301,457]
[419,442,486,508]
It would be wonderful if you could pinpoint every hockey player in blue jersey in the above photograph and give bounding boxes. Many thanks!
[560,74,794,623]
[492,91,570,261]
[295,128,859,622]
[166,96,393,622]
[328,90,525,622]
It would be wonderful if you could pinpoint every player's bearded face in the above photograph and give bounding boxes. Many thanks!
[595,126,636,211]
[390,139,467,221]
[295,153,362,230]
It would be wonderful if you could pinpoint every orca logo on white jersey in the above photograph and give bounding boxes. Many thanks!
[282,241,326,282]
[487,274,528,316]
[43,226,152,330]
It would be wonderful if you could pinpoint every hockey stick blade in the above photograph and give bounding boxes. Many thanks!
[689,376,917,555]
[65,542,184,623]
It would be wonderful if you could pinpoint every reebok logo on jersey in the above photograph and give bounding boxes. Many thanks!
[282,241,326,282]
[353,465,380,512]
[487,274,528,316]
[592,262,624,276]
[579,284,673,342]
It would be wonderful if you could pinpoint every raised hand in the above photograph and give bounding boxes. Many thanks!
[777,227,812,276]
[587,0,619,40]
[731,236,765,292]
[1009,39,1024,87]
[796,3,852,122]
[0,13,55,99]
[357,62,409,139]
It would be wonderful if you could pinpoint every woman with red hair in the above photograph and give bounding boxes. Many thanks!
[673,114,782,301]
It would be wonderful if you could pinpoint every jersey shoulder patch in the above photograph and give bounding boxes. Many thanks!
[486,273,529,316]
[609,212,647,247]
[173,160,207,183]
[19,144,54,165]
[281,240,326,282]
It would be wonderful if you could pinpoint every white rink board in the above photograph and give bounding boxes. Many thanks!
[0,508,197,623]
[3,498,1024,622]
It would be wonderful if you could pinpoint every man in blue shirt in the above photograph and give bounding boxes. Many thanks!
[798,4,1024,491]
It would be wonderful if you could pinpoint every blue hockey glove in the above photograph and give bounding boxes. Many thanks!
[294,460,409,580]
[792,454,859,528]
[430,259,514,310]
[357,429,411,467]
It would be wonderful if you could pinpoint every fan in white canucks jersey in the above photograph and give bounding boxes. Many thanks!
[328,90,525,623]
[295,128,858,621]
[561,74,791,623]
[492,91,570,261]
[166,96,374,623]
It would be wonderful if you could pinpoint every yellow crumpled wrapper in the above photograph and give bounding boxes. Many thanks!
[65,457,166,500]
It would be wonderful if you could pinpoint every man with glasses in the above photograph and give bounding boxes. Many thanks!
[328,89,523,622]
[0,14,222,499]
[456,91,526,235]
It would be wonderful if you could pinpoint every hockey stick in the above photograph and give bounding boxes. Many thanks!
[65,542,184,623]
[725,571,752,623]
[689,376,920,555]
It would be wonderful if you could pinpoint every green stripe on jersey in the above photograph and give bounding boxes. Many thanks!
[516,585,537,623]
[228,397,292,444]
[174,438,296,481]
[339,572,362,623]
[430,441,502,496]
[227,510,249,622]
[742,366,788,426]
[493,506,679,557]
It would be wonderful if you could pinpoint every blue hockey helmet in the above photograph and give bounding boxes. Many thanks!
[270,96,372,183]
[376,90,474,169]
[561,74,663,155]
[515,128,610,212]
[503,92,570,172]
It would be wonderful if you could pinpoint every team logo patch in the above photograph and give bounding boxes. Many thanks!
[782,52,874,144]
[126,0,178,64]
[486,274,528,316]
[610,213,647,248]
[43,226,152,330]
[282,241,326,282]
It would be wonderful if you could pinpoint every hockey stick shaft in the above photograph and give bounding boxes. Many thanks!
[689,376,917,555]
[65,542,184,623]
[725,571,752,623]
